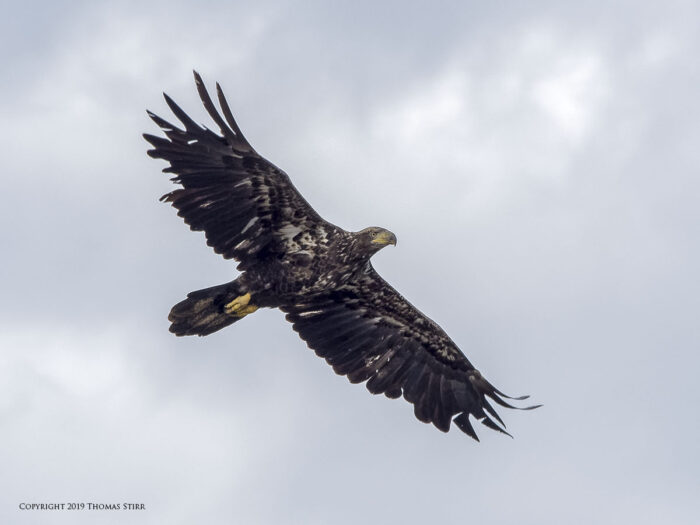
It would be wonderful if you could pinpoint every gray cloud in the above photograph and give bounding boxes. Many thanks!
[1,1,698,524]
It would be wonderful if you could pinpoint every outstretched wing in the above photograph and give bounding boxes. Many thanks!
[144,71,332,270]
[282,265,539,440]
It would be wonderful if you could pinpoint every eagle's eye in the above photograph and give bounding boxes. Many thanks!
[370,231,377,238]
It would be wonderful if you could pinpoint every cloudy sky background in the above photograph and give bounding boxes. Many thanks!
[2,0,699,523]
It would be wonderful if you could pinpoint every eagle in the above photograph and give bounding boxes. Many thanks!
[144,71,539,440]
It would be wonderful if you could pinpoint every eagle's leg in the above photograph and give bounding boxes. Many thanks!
[224,292,259,318]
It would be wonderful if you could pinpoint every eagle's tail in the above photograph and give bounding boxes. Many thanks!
[168,282,252,336]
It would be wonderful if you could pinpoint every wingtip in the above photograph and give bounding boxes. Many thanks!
[454,412,480,441]
[145,109,161,124]
[493,387,530,401]
[193,69,203,84]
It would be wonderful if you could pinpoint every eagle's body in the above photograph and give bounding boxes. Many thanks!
[144,72,538,440]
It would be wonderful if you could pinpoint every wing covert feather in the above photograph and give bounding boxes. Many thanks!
[144,71,330,268]
[282,266,539,439]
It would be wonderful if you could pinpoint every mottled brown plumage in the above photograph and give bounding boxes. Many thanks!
[144,71,539,440]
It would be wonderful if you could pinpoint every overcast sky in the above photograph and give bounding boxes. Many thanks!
[1,1,699,524]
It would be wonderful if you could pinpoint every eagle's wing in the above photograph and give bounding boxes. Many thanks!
[144,71,331,269]
[281,265,539,440]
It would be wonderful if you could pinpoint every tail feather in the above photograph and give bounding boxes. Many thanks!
[168,283,240,336]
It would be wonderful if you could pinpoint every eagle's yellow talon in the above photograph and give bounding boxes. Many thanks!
[238,305,259,316]
[224,293,256,317]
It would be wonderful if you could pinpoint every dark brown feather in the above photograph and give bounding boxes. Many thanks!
[282,265,537,440]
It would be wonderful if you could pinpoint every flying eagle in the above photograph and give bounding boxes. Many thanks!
[144,72,539,440]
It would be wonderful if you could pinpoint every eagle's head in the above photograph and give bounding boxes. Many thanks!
[356,226,397,256]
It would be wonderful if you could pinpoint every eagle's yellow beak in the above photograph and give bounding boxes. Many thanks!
[371,230,397,246]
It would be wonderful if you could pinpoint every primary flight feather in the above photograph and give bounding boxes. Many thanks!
[144,71,539,440]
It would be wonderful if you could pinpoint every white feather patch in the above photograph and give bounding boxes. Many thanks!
[241,217,258,234]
